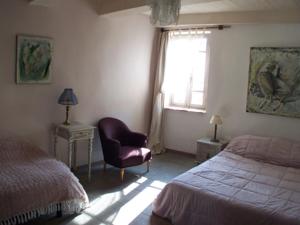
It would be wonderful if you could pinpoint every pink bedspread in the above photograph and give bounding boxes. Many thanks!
[0,136,89,225]
[153,135,300,225]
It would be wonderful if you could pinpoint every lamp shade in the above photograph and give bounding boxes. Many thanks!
[210,115,222,125]
[58,88,78,106]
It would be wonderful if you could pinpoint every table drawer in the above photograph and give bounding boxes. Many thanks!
[71,130,93,139]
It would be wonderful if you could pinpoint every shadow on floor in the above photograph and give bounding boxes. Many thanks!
[25,151,196,225]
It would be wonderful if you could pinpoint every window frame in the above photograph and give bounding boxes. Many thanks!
[166,33,209,111]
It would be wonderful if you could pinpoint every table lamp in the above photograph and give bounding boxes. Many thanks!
[58,88,78,125]
[210,115,222,142]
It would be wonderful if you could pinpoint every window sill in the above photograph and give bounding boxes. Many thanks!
[165,106,206,113]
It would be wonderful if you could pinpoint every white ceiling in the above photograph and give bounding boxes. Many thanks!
[180,0,300,14]
[28,0,300,25]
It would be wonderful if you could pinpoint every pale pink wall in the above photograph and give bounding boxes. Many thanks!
[0,0,156,165]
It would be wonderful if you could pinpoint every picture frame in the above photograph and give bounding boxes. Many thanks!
[246,47,300,118]
[16,35,53,84]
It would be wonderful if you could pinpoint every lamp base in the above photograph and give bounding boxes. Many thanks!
[63,105,71,126]
[210,138,220,143]
[63,121,71,126]
[211,124,219,143]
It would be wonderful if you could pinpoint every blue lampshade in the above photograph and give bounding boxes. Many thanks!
[58,88,78,106]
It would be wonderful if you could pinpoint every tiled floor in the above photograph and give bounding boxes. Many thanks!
[27,151,196,225]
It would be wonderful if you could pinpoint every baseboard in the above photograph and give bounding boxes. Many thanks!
[166,148,196,157]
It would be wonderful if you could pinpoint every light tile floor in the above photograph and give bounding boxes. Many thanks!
[26,151,196,225]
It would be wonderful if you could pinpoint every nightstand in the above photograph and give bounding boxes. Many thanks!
[196,137,228,163]
[54,122,95,181]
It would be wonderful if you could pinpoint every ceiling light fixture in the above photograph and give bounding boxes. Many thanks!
[147,0,181,26]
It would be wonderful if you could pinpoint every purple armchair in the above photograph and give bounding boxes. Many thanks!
[98,117,152,180]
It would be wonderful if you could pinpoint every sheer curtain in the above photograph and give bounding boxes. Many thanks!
[163,30,210,108]
[148,32,168,154]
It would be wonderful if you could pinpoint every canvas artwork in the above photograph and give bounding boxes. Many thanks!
[16,35,53,84]
[247,47,300,118]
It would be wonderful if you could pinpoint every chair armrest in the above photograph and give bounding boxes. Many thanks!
[127,132,148,147]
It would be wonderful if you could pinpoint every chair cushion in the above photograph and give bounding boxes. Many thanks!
[118,146,152,168]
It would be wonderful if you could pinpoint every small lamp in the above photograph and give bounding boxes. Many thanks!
[210,115,223,142]
[58,88,78,125]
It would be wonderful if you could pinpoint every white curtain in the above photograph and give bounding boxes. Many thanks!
[148,32,169,154]
[163,30,210,103]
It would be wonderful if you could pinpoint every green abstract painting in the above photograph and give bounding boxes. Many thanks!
[16,35,53,84]
[247,47,300,118]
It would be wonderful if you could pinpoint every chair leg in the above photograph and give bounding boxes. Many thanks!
[147,160,151,173]
[103,162,107,172]
[120,168,125,181]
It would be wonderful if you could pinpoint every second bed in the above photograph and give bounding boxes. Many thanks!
[153,135,300,225]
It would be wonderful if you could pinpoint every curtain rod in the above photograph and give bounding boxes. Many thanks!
[161,25,231,32]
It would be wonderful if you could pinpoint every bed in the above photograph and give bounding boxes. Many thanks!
[0,135,89,225]
[153,135,300,225]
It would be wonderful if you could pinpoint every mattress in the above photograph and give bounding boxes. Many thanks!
[0,136,89,225]
[153,135,300,225]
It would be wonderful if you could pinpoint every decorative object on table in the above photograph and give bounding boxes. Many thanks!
[54,122,95,181]
[98,117,152,181]
[247,47,300,118]
[147,0,181,26]
[210,115,223,142]
[196,137,228,163]
[58,88,78,125]
[16,35,53,84]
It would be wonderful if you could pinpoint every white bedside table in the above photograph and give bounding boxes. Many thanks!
[54,122,95,181]
[196,137,228,163]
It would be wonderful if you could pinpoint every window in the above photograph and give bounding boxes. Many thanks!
[163,30,210,111]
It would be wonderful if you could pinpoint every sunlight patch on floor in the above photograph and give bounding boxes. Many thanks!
[85,177,148,217]
[123,176,147,196]
[71,177,166,225]
[106,180,166,225]
[136,176,147,184]
[86,191,122,216]
[123,183,139,196]
[71,213,93,225]
[150,180,166,189]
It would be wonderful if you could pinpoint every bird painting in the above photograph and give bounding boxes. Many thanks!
[247,47,300,118]
[256,61,278,109]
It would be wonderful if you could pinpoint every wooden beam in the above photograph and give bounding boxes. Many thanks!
[97,0,215,16]
[28,0,300,26]
[97,0,300,26]
[169,10,300,27]
[98,0,147,15]
[175,10,300,26]
[28,0,52,7]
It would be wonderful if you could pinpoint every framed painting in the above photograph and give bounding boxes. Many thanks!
[246,47,300,118]
[16,35,53,84]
